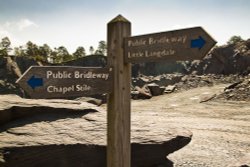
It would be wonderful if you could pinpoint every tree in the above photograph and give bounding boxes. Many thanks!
[14,46,25,57]
[227,36,244,45]
[50,48,58,64]
[0,37,12,57]
[54,46,73,63]
[25,41,40,59]
[38,44,52,62]
[73,46,86,59]
[95,40,107,56]
[89,46,95,55]
[13,42,49,62]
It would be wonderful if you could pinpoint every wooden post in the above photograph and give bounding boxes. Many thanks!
[107,15,131,167]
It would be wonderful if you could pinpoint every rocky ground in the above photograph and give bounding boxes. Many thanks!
[131,73,250,102]
[128,84,250,167]
[0,95,192,167]
[2,83,249,167]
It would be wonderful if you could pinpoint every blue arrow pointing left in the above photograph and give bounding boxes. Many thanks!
[27,75,43,89]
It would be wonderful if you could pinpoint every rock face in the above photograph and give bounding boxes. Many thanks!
[131,73,250,101]
[14,56,41,74]
[132,61,187,76]
[216,76,250,101]
[189,39,250,75]
[0,95,192,167]
[0,57,23,96]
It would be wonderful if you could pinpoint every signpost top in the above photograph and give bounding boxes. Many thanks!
[124,26,217,63]
[109,14,130,23]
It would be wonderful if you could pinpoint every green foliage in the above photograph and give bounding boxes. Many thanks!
[95,40,107,56]
[14,46,25,57]
[52,46,73,63]
[0,37,12,57]
[25,41,40,59]
[73,46,86,59]
[38,44,52,61]
[13,42,52,62]
[0,37,106,62]
[227,36,244,45]
[50,49,58,63]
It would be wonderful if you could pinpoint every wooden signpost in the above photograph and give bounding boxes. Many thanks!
[106,18,216,167]
[17,15,216,167]
[16,66,112,98]
[107,15,131,167]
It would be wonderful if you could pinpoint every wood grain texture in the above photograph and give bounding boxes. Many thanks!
[107,15,131,167]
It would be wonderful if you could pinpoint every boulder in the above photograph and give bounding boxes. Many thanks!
[154,75,179,86]
[216,77,250,101]
[131,90,140,100]
[224,81,243,91]
[0,95,192,167]
[147,83,165,96]
[135,85,152,99]
[132,74,183,89]
[132,77,148,88]
[165,85,176,94]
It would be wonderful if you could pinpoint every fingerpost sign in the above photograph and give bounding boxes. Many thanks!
[124,27,216,63]
[16,66,112,98]
[17,15,216,167]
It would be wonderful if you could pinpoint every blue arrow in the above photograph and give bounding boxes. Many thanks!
[191,36,206,49]
[27,75,43,89]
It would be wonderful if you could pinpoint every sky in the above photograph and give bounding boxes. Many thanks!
[0,0,250,54]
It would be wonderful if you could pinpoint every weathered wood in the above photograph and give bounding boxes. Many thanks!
[124,27,217,63]
[16,66,113,98]
[107,15,131,167]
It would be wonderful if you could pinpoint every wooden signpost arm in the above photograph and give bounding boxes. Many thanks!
[107,15,131,167]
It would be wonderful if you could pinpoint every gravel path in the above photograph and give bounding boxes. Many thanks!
[131,84,250,167]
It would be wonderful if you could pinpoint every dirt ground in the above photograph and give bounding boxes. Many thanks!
[130,84,250,167]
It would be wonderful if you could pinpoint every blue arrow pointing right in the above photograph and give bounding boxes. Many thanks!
[191,36,206,49]
[27,75,43,89]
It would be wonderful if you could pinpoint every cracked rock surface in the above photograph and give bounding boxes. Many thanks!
[0,95,191,167]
